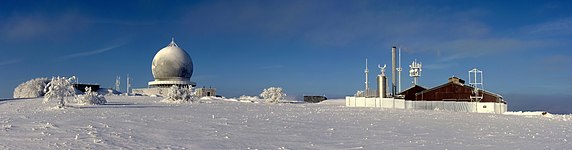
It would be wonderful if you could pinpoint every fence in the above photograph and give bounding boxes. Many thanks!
[346,96,507,114]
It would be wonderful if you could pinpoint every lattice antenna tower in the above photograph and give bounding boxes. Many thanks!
[469,68,484,102]
[409,59,422,85]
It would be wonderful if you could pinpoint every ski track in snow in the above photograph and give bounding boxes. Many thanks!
[0,96,570,149]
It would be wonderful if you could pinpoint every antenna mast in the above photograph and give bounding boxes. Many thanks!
[469,68,483,102]
[364,58,370,97]
[397,47,403,92]
[409,59,422,85]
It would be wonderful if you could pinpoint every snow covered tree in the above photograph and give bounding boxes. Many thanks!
[13,78,51,98]
[260,87,286,103]
[161,85,197,103]
[164,85,182,102]
[43,76,76,108]
[76,87,107,105]
[181,86,196,102]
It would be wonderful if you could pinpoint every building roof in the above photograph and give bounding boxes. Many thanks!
[416,82,502,99]
[398,84,428,95]
[397,84,428,100]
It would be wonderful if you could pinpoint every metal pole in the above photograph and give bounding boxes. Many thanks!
[391,47,396,96]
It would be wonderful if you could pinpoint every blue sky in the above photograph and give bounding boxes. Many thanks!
[1,0,571,112]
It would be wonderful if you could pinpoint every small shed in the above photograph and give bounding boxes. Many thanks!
[73,84,100,92]
[304,96,327,103]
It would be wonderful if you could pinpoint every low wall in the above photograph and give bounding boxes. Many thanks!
[346,96,507,114]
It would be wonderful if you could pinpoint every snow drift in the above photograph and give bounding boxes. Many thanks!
[0,96,570,149]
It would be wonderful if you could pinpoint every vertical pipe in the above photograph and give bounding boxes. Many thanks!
[398,48,402,93]
[377,74,380,98]
[391,46,396,97]
[126,74,131,95]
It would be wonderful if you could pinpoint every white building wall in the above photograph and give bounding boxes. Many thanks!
[477,102,496,113]
[345,96,507,114]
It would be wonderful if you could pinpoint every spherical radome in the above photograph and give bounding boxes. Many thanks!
[151,40,193,81]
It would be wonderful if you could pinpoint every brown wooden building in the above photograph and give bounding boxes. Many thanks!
[397,85,427,100]
[400,77,505,103]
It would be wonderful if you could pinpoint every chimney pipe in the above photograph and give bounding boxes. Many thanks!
[391,46,396,97]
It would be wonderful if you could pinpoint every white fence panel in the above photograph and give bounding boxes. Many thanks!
[382,98,394,108]
[394,99,405,109]
[355,97,366,107]
[345,96,507,114]
[365,98,377,107]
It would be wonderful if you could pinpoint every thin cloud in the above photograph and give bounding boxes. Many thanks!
[538,55,572,72]
[59,44,123,60]
[527,17,572,35]
[182,1,494,48]
[0,59,22,66]
[432,38,550,62]
[1,12,88,40]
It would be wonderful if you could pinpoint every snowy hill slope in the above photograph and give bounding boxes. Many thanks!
[0,96,570,149]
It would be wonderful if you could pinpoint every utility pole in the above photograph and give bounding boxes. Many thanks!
[397,47,402,92]
[391,46,396,96]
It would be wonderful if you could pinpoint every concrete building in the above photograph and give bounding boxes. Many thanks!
[195,87,216,97]
[304,96,327,103]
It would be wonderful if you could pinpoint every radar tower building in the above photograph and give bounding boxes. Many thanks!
[132,38,205,96]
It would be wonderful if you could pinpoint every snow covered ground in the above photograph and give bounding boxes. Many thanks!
[0,96,570,149]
